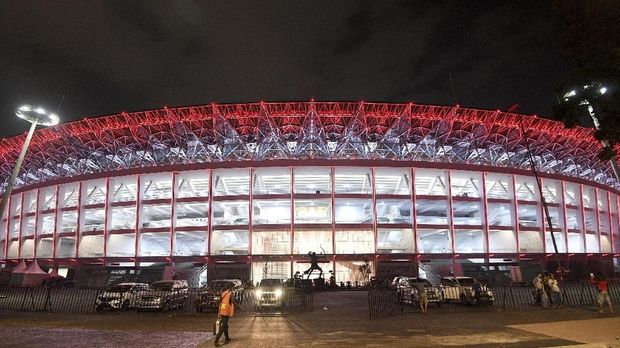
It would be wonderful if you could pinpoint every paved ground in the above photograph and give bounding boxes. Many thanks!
[0,291,618,347]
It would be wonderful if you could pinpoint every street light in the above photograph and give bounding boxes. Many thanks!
[0,105,60,222]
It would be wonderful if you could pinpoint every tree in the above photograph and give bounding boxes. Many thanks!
[358,259,372,284]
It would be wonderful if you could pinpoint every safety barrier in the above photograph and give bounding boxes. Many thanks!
[368,279,620,320]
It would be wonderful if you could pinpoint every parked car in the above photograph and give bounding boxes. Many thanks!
[255,278,285,309]
[134,280,189,311]
[95,282,149,311]
[392,276,443,306]
[440,276,494,305]
[195,279,244,312]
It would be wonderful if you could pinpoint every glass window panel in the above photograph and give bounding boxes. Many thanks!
[22,216,36,237]
[111,176,137,203]
[42,213,57,235]
[107,234,136,257]
[174,231,207,256]
[253,200,291,224]
[450,171,481,198]
[335,260,374,284]
[176,202,209,227]
[142,173,172,200]
[515,176,539,201]
[488,230,517,253]
[582,186,595,208]
[542,180,561,204]
[139,232,170,256]
[252,230,291,254]
[416,200,448,225]
[9,219,20,239]
[39,187,57,211]
[7,241,18,258]
[544,207,563,230]
[454,229,485,253]
[293,230,333,254]
[56,236,76,258]
[545,232,566,253]
[23,190,37,213]
[334,167,372,194]
[375,168,411,195]
[488,203,513,226]
[110,206,136,230]
[335,199,373,224]
[485,174,512,199]
[37,238,54,258]
[60,211,78,233]
[20,239,34,258]
[452,201,482,226]
[377,228,414,253]
[59,184,78,208]
[597,191,608,212]
[294,199,331,224]
[10,193,22,216]
[564,182,580,206]
[212,201,249,226]
[214,169,249,196]
[253,168,290,195]
[84,179,106,205]
[177,170,210,198]
[567,232,584,253]
[599,213,610,233]
[376,199,412,224]
[252,261,291,283]
[79,235,104,257]
[0,217,7,241]
[82,208,105,232]
[601,235,612,253]
[566,208,583,231]
[210,230,249,255]
[519,231,543,253]
[415,169,448,196]
[584,210,597,232]
[294,167,331,194]
[141,204,171,228]
[417,229,451,253]
[585,234,599,253]
[294,261,332,280]
[518,205,541,228]
[335,230,374,254]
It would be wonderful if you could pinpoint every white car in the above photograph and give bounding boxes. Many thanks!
[440,276,494,305]
[95,282,149,311]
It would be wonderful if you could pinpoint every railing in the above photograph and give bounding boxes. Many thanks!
[368,279,620,320]
[0,286,313,316]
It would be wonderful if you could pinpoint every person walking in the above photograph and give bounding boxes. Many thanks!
[532,273,544,306]
[413,281,429,314]
[591,273,614,314]
[214,283,241,347]
[548,273,561,307]
[472,278,482,304]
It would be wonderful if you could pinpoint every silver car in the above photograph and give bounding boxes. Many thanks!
[134,280,189,311]
[95,283,149,311]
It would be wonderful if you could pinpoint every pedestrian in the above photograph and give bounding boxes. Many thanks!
[472,278,482,304]
[541,273,551,308]
[214,283,241,347]
[532,273,543,306]
[548,273,561,307]
[413,281,429,314]
[591,273,614,314]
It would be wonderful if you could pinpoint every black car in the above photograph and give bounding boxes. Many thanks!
[134,280,189,311]
[255,278,285,308]
[195,279,244,312]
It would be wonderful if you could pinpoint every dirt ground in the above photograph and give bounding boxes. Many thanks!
[0,291,618,348]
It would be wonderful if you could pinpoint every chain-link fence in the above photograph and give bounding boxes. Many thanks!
[0,286,313,316]
[368,280,620,320]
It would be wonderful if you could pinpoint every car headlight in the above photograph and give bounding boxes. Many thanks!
[274,288,283,298]
[256,289,262,297]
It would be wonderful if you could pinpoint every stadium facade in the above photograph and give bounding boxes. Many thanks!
[0,102,619,285]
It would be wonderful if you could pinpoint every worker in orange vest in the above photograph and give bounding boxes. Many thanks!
[214,283,240,347]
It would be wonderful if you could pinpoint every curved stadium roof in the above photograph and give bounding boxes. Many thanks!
[0,101,618,191]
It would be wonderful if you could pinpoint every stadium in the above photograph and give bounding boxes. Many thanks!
[0,101,618,287]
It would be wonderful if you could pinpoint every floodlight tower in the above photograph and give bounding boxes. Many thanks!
[562,83,620,181]
[0,105,60,222]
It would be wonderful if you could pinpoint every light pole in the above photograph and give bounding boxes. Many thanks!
[0,105,59,222]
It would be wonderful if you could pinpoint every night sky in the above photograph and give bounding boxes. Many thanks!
[0,1,567,138]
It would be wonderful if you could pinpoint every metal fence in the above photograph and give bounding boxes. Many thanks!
[368,280,620,320]
[0,286,313,316]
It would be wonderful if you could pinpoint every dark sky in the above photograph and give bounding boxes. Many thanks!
[0,1,567,138]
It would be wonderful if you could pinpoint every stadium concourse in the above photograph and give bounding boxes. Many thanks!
[0,101,618,287]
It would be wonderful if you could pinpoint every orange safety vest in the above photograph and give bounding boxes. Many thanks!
[218,290,234,317]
